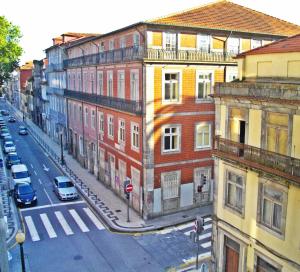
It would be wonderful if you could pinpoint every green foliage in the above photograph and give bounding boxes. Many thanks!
[0,16,23,85]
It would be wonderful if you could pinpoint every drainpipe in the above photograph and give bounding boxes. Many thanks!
[223,31,233,83]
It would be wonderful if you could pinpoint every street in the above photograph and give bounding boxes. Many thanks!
[1,102,211,271]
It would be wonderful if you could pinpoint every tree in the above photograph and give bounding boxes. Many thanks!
[0,16,23,86]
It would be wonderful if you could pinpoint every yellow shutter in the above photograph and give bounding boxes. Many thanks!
[214,69,224,83]
[267,127,276,152]
[230,119,239,142]
[278,129,288,155]
[212,37,225,50]
[180,34,196,48]
[241,39,251,52]
[267,113,288,126]
[153,32,162,47]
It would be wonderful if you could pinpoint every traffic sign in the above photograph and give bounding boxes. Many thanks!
[125,183,133,193]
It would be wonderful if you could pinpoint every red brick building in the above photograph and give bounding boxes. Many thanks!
[64,0,300,218]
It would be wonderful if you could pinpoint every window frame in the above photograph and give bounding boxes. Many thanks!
[162,70,182,104]
[97,70,103,95]
[107,71,113,97]
[161,124,181,154]
[131,122,139,152]
[163,32,177,51]
[195,122,212,150]
[195,70,214,101]
[107,114,114,140]
[197,34,211,52]
[99,112,104,134]
[161,170,180,200]
[130,69,139,101]
[117,70,125,99]
[118,118,125,145]
[91,110,96,130]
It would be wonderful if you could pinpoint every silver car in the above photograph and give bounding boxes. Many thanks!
[53,176,78,200]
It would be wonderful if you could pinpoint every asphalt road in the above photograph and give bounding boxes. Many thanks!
[2,102,211,272]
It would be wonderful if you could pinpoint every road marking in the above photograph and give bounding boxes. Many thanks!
[199,232,212,240]
[204,217,212,223]
[69,209,89,232]
[38,179,42,185]
[55,211,74,235]
[43,188,53,205]
[40,213,57,238]
[201,241,211,248]
[24,216,40,242]
[43,164,49,171]
[83,208,105,230]
[203,224,212,230]
[30,164,33,169]
[34,171,37,176]
[182,251,211,264]
[184,229,194,236]
[20,200,85,211]
[176,222,194,230]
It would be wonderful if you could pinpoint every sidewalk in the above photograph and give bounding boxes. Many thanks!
[10,104,212,233]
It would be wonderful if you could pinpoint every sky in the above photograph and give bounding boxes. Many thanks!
[1,0,300,64]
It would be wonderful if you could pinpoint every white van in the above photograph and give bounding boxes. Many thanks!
[11,164,31,185]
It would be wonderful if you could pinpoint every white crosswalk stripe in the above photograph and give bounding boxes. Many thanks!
[40,213,57,238]
[83,208,105,230]
[199,232,212,240]
[55,211,74,235]
[203,223,212,230]
[201,241,211,248]
[24,216,40,242]
[69,209,89,232]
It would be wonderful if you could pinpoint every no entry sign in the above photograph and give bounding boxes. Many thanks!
[125,183,133,193]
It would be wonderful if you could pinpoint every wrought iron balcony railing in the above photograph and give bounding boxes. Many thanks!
[46,63,64,72]
[64,89,143,115]
[63,46,236,68]
[214,136,300,184]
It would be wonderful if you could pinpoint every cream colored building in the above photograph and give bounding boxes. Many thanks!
[212,34,300,271]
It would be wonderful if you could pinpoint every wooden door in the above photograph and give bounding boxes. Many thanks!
[225,245,239,272]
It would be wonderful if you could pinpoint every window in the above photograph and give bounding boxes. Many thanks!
[256,256,280,272]
[163,72,180,103]
[197,34,210,52]
[79,106,82,122]
[84,107,89,127]
[227,37,240,54]
[107,115,114,139]
[130,70,139,101]
[97,71,103,95]
[118,119,125,144]
[77,73,81,91]
[99,112,104,134]
[91,110,95,129]
[195,123,211,149]
[120,37,126,48]
[83,72,88,92]
[117,71,125,99]
[133,33,140,47]
[79,136,84,156]
[107,71,113,96]
[90,73,95,94]
[162,171,180,200]
[225,171,245,214]
[109,40,114,50]
[162,125,180,153]
[164,33,176,50]
[131,122,139,151]
[259,183,287,234]
[194,168,210,194]
[99,42,105,53]
[251,39,262,49]
[196,71,213,99]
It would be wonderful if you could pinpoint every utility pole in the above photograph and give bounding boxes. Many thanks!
[0,197,9,272]
[60,133,65,165]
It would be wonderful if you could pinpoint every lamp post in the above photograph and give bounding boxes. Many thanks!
[15,230,26,272]
[60,133,65,165]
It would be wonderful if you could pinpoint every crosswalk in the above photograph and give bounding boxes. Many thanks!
[157,217,212,250]
[23,207,105,242]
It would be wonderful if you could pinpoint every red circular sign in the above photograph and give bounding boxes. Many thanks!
[125,184,133,193]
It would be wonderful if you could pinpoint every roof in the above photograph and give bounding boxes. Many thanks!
[147,0,300,36]
[236,33,300,57]
[20,61,33,70]
[55,176,71,183]
[11,164,28,172]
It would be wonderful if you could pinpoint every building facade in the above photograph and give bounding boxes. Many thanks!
[212,34,300,271]
[45,33,96,146]
[64,0,300,219]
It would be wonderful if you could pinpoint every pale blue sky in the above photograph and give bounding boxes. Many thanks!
[2,0,300,64]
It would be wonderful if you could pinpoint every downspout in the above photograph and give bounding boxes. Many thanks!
[223,31,233,83]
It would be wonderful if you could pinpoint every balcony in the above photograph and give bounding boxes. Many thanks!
[64,89,143,115]
[63,46,236,68]
[46,87,64,96]
[214,136,300,184]
[215,81,300,102]
[46,63,64,72]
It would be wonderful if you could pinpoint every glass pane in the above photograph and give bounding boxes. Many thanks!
[172,83,178,99]
[172,135,178,149]
[206,82,211,95]
[278,129,288,155]
[227,183,235,206]
[165,74,170,80]
[204,132,209,146]
[165,128,170,134]
[196,133,202,147]
[236,187,243,210]
[164,136,170,150]
[263,199,272,225]
[273,203,282,229]
[264,186,283,202]
[165,83,170,99]
[198,83,204,98]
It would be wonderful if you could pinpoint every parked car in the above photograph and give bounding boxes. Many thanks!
[18,126,28,135]
[0,118,5,126]
[8,116,16,123]
[0,110,9,116]
[13,183,37,207]
[3,135,13,143]
[6,152,21,169]
[53,176,78,200]
[11,164,31,185]
[3,141,16,153]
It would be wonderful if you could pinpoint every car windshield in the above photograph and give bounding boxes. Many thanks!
[19,126,25,130]
[13,171,29,179]
[58,181,74,188]
[18,185,33,194]
[9,155,19,161]
[5,143,14,147]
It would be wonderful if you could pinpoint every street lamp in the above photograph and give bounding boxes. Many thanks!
[15,230,26,272]
[60,132,65,165]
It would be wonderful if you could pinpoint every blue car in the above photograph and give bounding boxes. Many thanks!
[14,183,37,207]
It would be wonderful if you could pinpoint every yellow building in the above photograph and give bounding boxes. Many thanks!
[212,34,300,271]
